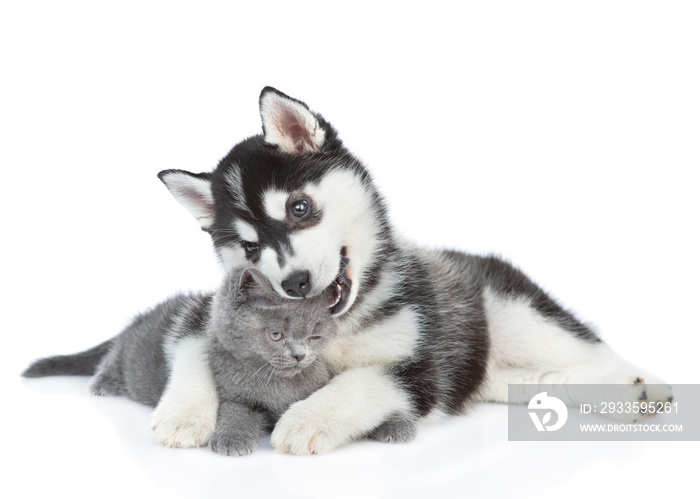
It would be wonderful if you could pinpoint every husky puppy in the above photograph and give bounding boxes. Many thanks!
[154,87,669,454]
[24,267,339,456]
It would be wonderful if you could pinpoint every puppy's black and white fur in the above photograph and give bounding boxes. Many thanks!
[155,87,670,454]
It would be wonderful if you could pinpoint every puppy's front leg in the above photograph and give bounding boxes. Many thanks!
[151,337,219,448]
[271,365,412,455]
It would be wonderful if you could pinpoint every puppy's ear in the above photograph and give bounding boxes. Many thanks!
[236,268,276,307]
[259,87,327,154]
[158,169,214,230]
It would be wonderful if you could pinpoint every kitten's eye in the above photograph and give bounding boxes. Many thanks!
[244,242,260,256]
[308,336,322,341]
[270,331,283,342]
[290,199,310,218]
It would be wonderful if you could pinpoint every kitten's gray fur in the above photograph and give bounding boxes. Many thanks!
[23,267,338,456]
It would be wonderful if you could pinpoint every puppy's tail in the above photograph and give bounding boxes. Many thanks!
[22,340,113,378]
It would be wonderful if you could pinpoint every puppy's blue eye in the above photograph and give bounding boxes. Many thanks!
[291,200,310,218]
[270,331,283,342]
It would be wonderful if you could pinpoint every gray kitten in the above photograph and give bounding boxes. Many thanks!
[23,267,338,456]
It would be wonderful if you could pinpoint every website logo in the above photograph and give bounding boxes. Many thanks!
[528,392,568,432]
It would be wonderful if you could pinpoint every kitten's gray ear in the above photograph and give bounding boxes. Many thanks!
[237,268,276,307]
[158,169,214,230]
[259,87,327,154]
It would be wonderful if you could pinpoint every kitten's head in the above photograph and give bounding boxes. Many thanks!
[211,267,338,377]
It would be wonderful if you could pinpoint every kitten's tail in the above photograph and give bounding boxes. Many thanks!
[22,340,113,378]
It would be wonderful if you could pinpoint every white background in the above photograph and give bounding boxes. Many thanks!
[2,1,698,498]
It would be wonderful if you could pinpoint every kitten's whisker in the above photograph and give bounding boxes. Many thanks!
[265,366,277,389]
[251,362,269,379]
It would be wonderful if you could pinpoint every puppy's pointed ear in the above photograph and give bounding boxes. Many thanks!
[237,268,276,307]
[158,169,215,230]
[259,87,327,154]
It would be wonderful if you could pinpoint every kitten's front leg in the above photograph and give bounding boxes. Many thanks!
[367,414,417,444]
[210,401,266,456]
[151,337,219,448]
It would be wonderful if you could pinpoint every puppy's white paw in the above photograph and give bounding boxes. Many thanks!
[628,376,673,405]
[595,376,674,423]
[151,402,217,448]
[271,366,413,454]
[270,401,345,455]
[641,377,674,406]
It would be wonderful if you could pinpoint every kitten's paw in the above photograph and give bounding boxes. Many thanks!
[368,417,417,444]
[151,403,217,448]
[88,374,124,397]
[271,402,344,455]
[210,430,258,457]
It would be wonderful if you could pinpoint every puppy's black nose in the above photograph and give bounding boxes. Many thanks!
[282,271,311,298]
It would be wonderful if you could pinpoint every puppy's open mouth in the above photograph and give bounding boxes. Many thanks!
[325,247,352,315]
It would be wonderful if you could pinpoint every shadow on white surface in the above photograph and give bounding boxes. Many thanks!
[13,373,685,499]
